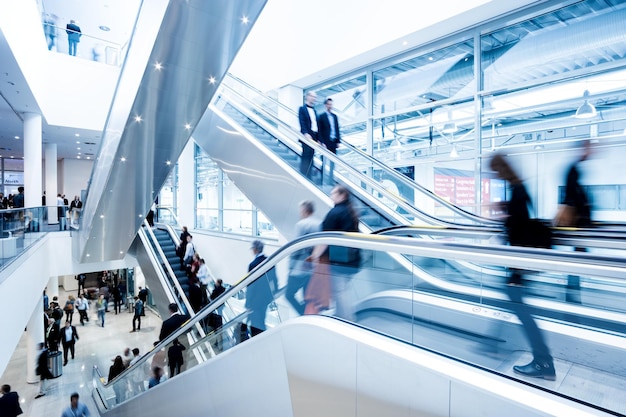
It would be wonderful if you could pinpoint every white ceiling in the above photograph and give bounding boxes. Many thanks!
[0,0,540,161]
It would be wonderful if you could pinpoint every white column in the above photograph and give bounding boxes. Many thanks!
[23,113,43,208]
[47,275,59,301]
[26,293,44,383]
[177,140,196,228]
[45,143,58,223]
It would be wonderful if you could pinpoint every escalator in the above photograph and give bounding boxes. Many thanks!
[93,233,626,416]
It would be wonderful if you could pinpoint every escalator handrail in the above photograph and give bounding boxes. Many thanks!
[215,87,463,228]
[96,231,626,396]
[141,222,195,317]
[222,73,500,226]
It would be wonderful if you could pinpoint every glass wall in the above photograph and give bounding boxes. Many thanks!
[194,145,278,239]
[305,0,626,219]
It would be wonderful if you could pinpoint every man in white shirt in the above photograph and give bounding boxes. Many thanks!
[196,258,212,305]
[298,91,321,179]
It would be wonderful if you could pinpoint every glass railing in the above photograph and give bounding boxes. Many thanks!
[221,74,499,226]
[93,232,626,414]
[0,205,74,274]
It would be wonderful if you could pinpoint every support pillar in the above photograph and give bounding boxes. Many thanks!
[23,113,43,208]
[47,275,59,302]
[45,144,58,223]
[26,293,44,383]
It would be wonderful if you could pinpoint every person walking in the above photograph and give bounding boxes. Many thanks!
[76,294,89,325]
[63,295,75,325]
[35,343,53,399]
[177,227,191,269]
[60,392,90,417]
[108,356,126,404]
[65,20,81,56]
[490,153,556,381]
[0,384,23,416]
[298,91,321,178]
[158,303,190,341]
[130,296,143,332]
[286,200,320,315]
[245,240,277,337]
[317,97,341,184]
[138,287,148,316]
[167,339,186,377]
[307,186,361,319]
[96,295,106,327]
[75,273,86,296]
[60,321,79,366]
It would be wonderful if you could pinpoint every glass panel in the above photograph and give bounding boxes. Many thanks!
[256,209,278,239]
[309,74,367,127]
[482,1,626,92]
[94,236,626,415]
[373,39,475,116]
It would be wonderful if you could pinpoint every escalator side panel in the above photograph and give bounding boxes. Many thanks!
[131,234,173,319]
[192,108,333,241]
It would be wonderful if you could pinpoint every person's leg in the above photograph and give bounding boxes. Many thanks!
[300,145,314,178]
[169,363,175,377]
[137,314,141,331]
[285,273,306,315]
[63,343,69,365]
[70,341,75,359]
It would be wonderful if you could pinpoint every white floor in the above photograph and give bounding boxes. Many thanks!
[0,288,162,416]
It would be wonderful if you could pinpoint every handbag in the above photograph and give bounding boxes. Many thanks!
[553,205,577,227]
[328,245,361,267]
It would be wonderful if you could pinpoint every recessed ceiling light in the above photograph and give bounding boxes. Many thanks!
[120,157,126,162]
[428,57,433,61]
[100,215,104,219]
[208,76,216,84]
[99,25,110,32]
[241,16,249,24]
[77,147,81,150]
[77,156,81,159]
[14,136,19,139]
[120,251,124,254]
[184,123,191,130]
[134,115,142,122]
[402,41,407,46]
[86,157,90,160]
[75,133,80,137]
[166,160,171,165]
[78,152,81,155]
[154,62,162,70]
[76,141,80,144]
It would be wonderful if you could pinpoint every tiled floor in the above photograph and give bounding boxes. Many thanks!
[0,288,162,416]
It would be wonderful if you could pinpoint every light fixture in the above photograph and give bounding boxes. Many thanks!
[442,111,457,134]
[14,136,19,139]
[450,144,459,158]
[208,76,216,84]
[390,138,402,149]
[574,90,597,119]
[154,62,162,70]
[184,123,191,130]
[134,115,142,122]
[241,16,249,24]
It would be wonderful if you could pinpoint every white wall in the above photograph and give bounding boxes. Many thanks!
[58,158,93,200]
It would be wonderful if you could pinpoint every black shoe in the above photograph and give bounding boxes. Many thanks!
[63,361,68,366]
[35,393,46,399]
[513,360,556,381]
[130,330,135,333]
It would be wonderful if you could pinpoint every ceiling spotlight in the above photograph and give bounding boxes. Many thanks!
[154,62,162,70]
[450,144,459,158]
[208,76,216,84]
[575,90,597,119]
[100,215,104,219]
[77,156,81,159]
[166,160,171,165]
[120,157,126,162]
[135,115,142,122]
[14,136,19,139]
[75,133,80,137]
[76,141,80,144]
[77,147,81,150]
[241,16,249,24]
[184,123,191,130]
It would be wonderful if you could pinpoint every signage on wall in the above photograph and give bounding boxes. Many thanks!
[434,168,505,215]
[3,172,23,185]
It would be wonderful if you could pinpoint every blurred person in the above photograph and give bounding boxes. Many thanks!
[57,194,66,230]
[298,91,320,178]
[96,295,106,327]
[557,140,593,303]
[489,153,555,381]
[245,240,278,337]
[63,295,75,324]
[108,355,126,404]
[317,97,341,184]
[196,258,211,305]
[76,293,89,325]
[182,235,195,271]
[61,320,79,366]
[69,195,82,227]
[43,289,49,311]
[121,347,133,368]
[189,281,203,313]
[128,348,147,394]
[307,186,361,319]
[43,14,57,51]
[60,392,90,417]
[12,187,24,208]
[75,273,86,296]
[210,278,226,302]
[65,20,81,56]
[112,284,122,314]
[0,384,23,416]
[286,200,320,315]
[177,227,191,269]
[45,318,60,352]
[35,343,53,399]
[148,367,164,389]
[151,342,167,377]
[167,339,186,377]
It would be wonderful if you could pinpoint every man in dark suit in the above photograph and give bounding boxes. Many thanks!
[35,343,54,399]
[158,303,190,341]
[65,20,81,56]
[317,97,341,185]
[298,91,320,179]
[60,321,79,366]
[245,240,277,337]
[0,384,23,416]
